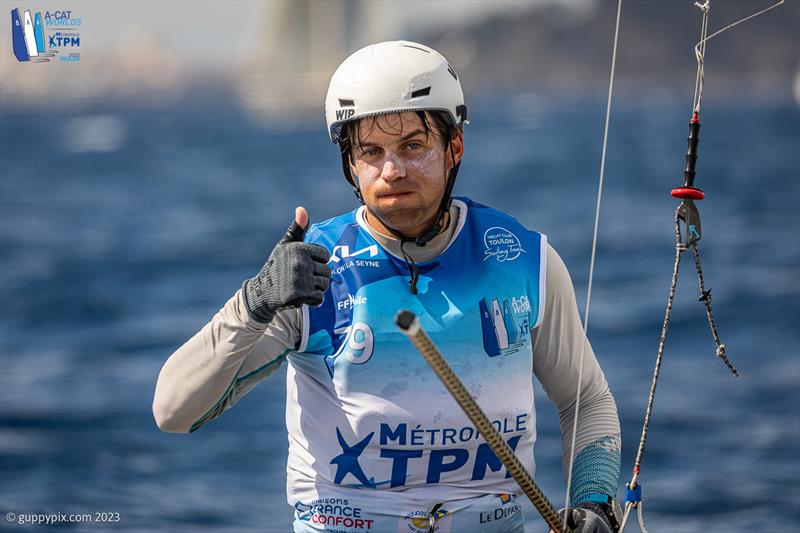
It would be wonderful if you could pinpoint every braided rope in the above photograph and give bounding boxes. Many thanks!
[397,312,565,532]
[691,243,740,376]
[620,205,740,531]
[634,218,684,475]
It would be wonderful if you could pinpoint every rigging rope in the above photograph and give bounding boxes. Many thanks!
[693,0,785,114]
[691,1,710,114]
[562,1,623,529]
[618,1,783,531]
[401,1,785,531]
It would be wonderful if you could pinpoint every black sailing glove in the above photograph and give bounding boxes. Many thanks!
[555,502,618,533]
[241,211,332,325]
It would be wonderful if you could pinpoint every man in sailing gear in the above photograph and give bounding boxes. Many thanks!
[154,40,622,533]
[325,38,468,249]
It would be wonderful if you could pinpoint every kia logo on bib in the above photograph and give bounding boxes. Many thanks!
[329,244,379,263]
[483,227,525,262]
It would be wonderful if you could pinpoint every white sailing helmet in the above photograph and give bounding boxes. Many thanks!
[325,40,468,144]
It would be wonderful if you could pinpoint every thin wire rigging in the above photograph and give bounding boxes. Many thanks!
[561,1,622,530]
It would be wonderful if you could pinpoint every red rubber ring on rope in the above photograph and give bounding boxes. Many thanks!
[671,187,705,200]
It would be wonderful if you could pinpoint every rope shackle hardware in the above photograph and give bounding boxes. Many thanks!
[624,483,641,505]
[616,1,790,530]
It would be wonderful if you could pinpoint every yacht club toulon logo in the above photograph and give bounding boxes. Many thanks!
[10,8,81,63]
[483,227,525,262]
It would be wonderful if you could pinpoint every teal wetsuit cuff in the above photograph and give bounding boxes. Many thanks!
[569,434,622,506]
[578,493,614,504]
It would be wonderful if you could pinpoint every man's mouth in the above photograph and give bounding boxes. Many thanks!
[379,191,414,199]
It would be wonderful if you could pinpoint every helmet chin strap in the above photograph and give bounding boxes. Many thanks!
[341,142,461,294]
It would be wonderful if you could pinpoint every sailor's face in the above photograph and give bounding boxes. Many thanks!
[349,112,463,237]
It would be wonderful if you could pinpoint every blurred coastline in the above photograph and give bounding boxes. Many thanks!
[1,0,798,121]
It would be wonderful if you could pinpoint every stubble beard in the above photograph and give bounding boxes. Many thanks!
[368,196,441,237]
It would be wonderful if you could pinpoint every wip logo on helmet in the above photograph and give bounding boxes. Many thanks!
[336,108,355,121]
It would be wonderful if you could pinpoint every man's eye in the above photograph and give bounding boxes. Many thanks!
[363,148,380,157]
[406,142,422,150]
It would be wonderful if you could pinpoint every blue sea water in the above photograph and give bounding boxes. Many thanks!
[1,95,798,532]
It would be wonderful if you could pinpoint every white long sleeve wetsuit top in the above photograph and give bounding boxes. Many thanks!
[153,198,621,530]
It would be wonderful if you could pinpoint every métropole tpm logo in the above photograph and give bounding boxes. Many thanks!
[330,428,379,489]
[10,8,81,63]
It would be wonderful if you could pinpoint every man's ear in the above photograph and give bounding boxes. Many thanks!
[348,153,359,181]
[448,128,464,167]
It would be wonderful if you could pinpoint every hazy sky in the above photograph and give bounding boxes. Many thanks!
[0,0,588,66]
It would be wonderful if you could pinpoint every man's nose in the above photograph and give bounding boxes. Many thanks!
[380,154,406,181]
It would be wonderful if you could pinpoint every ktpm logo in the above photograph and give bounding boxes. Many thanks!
[10,8,80,63]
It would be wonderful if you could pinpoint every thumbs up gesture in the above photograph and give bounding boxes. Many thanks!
[242,207,332,325]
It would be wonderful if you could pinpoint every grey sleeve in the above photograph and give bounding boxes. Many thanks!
[152,289,301,433]
[532,243,621,490]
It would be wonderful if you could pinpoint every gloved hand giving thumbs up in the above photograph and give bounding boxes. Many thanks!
[242,207,332,325]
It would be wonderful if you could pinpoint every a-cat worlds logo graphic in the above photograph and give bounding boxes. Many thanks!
[478,296,531,357]
[11,8,81,63]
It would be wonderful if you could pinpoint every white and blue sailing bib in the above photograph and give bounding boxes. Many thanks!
[286,197,547,518]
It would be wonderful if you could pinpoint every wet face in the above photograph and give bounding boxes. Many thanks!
[348,111,463,237]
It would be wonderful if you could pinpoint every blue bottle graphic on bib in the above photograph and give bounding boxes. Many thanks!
[11,9,30,61]
[479,298,501,357]
[502,299,518,344]
[34,12,45,53]
[491,298,509,349]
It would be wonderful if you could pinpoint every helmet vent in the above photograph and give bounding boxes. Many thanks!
[456,104,468,123]
[401,44,430,54]
[446,64,458,81]
[410,87,431,98]
[338,99,355,107]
